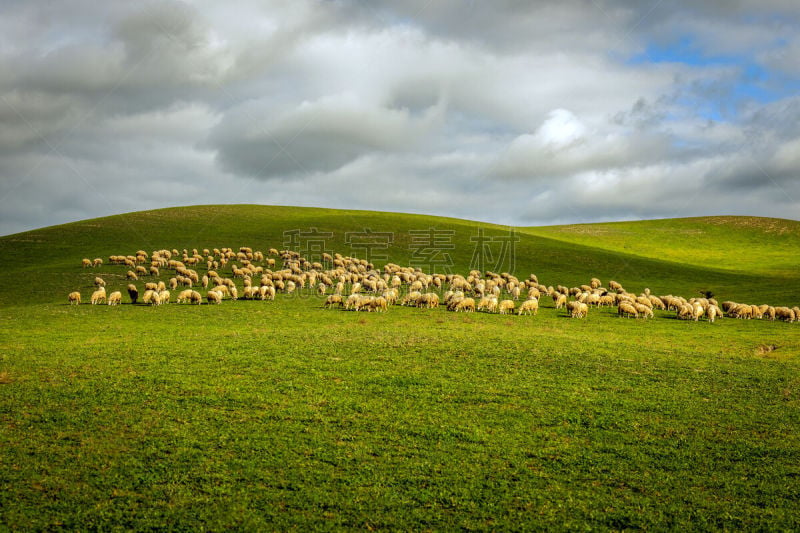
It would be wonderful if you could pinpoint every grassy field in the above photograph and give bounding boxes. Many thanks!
[1,205,799,530]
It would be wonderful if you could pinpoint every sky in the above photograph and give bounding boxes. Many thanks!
[1,0,799,235]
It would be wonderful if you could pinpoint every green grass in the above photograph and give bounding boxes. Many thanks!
[1,205,799,530]
[523,216,800,277]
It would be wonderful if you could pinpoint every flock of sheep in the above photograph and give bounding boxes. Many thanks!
[70,246,800,324]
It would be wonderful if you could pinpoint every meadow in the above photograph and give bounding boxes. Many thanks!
[1,205,798,530]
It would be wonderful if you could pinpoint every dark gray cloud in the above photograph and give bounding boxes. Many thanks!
[0,0,798,236]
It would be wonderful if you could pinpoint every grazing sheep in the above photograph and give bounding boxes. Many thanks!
[401,291,423,307]
[585,293,601,307]
[169,277,178,290]
[354,296,373,312]
[599,294,615,307]
[150,266,160,277]
[477,296,494,312]
[190,290,202,304]
[775,307,795,322]
[648,296,666,310]
[94,277,105,287]
[127,270,138,281]
[518,298,539,316]
[345,294,362,310]
[418,293,440,309]
[213,285,230,298]
[677,304,694,320]
[633,302,654,319]
[159,290,171,304]
[382,288,398,305]
[369,296,388,313]
[82,258,92,268]
[93,258,103,268]
[107,291,122,306]
[206,290,222,304]
[68,291,81,305]
[553,293,567,309]
[90,287,106,305]
[608,280,623,292]
[590,277,601,289]
[136,265,148,276]
[454,298,476,313]
[498,299,515,315]
[566,301,588,318]
[325,294,344,308]
[618,302,638,318]
[707,304,721,323]
[127,284,138,304]
[260,285,276,301]
[142,289,161,306]
[177,289,194,303]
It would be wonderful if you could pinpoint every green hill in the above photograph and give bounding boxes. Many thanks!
[523,216,800,276]
[1,205,798,305]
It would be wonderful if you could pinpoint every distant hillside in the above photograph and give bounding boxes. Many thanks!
[523,216,800,276]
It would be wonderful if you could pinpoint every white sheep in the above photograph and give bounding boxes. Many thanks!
[206,290,222,304]
[107,291,122,306]
[633,302,654,319]
[707,304,721,323]
[68,291,81,305]
[90,287,106,305]
[518,298,539,316]
[142,289,161,306]
[177,289,194,303]
[454,298,476,312]
[618,302,638,318]
[566,301,588,318]
[324,294,344,308]
[345,294,362,310]
[498,299,515,314]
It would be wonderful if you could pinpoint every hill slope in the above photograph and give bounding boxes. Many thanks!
[0,205,798,305]
[523,216,800,276]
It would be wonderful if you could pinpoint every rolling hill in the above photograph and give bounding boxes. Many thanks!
[0,205,798,305]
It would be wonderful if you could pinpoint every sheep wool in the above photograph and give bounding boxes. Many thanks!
[90,287,106,305]
[518,298,539,316]
[107,291,122,306]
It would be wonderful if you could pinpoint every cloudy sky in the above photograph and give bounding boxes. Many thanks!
[1,0,799,235]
